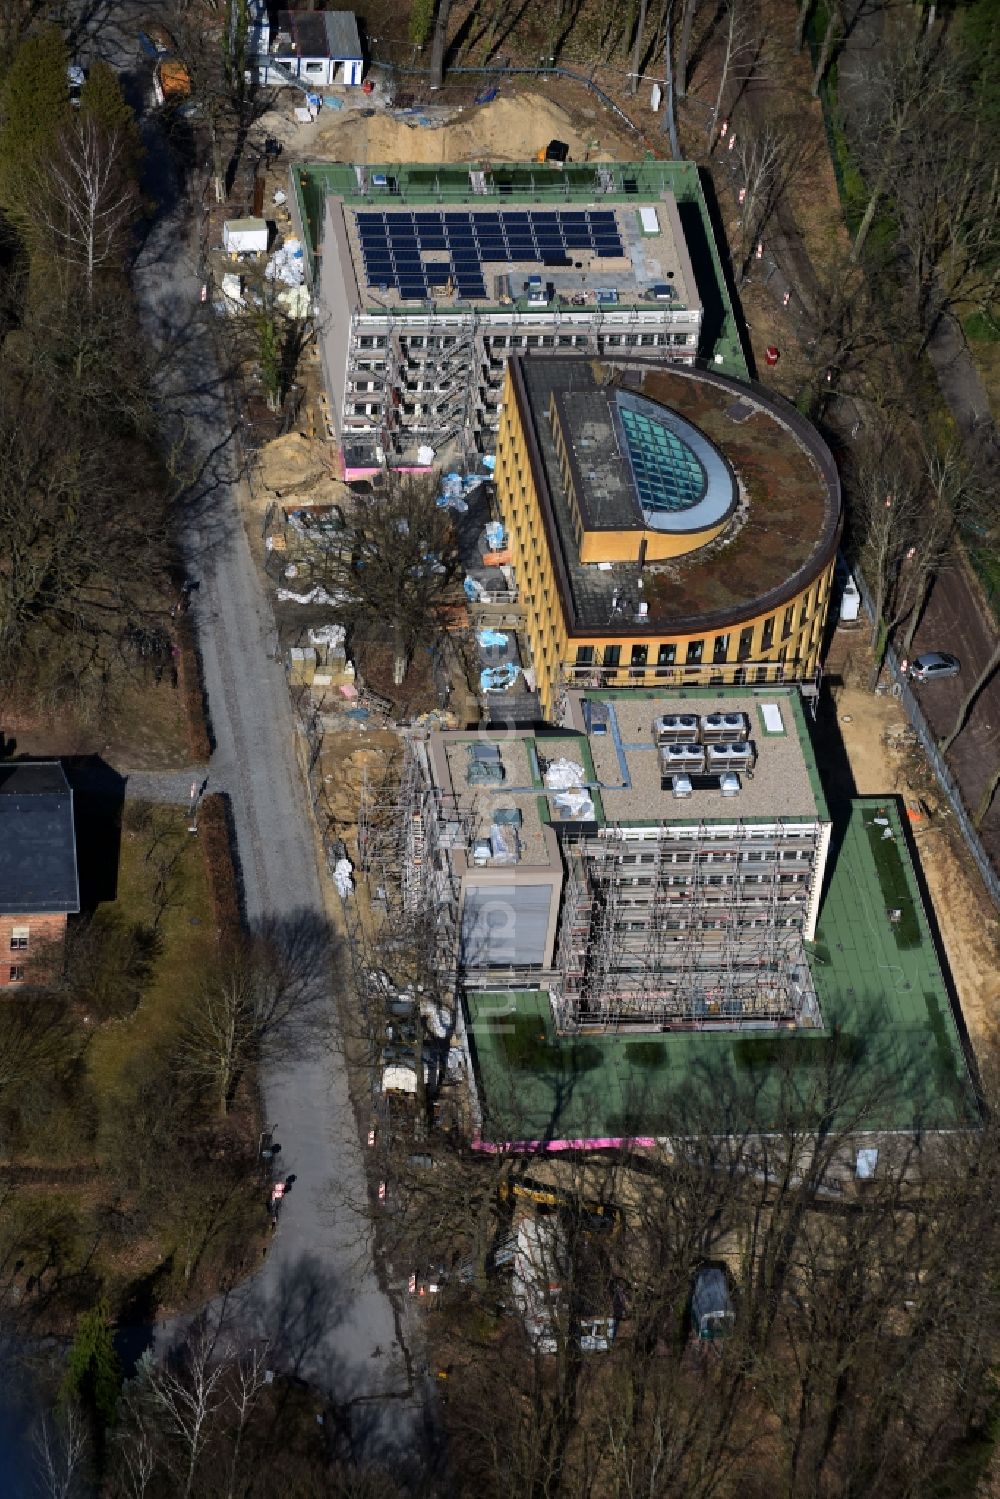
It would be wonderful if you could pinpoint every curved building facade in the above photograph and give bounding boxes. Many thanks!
[495,358,842,720]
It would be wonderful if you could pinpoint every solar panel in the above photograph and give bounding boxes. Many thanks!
[414,212,441,226]
[473,213,502,229]
[443,213,472,227]
[502,213,530,228]
[542,253,571,267]
[356,212,383,226]
[531,212,559,226]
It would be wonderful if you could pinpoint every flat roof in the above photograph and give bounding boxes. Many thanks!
[465,802,976,1142]
[290,161,749,378]
[515,358,842,636]
[0,761,80,915]
[276,10,362,60]
[572,688,826,824]
[340,194,699,315]
[430,688,826,870]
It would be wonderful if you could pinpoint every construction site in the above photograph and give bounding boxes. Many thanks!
[208,69,985,1157]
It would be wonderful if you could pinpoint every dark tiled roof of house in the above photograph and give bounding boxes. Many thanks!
[0,762,80,915]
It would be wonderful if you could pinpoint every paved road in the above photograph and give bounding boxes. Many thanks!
[78,0,419,1458]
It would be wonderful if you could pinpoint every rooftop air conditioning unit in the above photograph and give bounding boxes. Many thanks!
[719,772,742,796]
[706,742,755,770]
[671,774,693,798]
[659,743,706,774]
[700,712,748,743]
[654,714,699,744]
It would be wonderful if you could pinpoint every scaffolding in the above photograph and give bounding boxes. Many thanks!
[551,820,822,1032]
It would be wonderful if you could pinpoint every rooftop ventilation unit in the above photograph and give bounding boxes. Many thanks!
[719,772,742,797]
[654,714,699,744]
[671,774,693,798]
[706,742,755,771]
[659,743,707,774]
[700,712,748,743]
[583,700,610,736]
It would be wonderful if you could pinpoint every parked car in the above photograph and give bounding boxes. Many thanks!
[690,1266,735,1340]
[908,652,960,682]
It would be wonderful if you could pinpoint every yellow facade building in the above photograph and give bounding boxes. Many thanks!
[495,358,842,720]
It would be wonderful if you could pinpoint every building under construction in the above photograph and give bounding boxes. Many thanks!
[396,686,831,1033]
[289,161,749,472]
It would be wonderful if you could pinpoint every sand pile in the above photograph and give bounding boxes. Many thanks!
[312,92,633,166]
[257,432,351,506]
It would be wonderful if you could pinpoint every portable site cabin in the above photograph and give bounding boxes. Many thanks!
[691,1267,735,1340]
[258,10,364,89]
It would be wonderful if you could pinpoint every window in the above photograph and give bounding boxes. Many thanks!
[603,645,621,669]
[782,606,794,640]
[686,639,704,665]
[304,61,325,74]
[657,643,676,666]
[713,633,730,664]
[737,626,753,662]
[575,645,594,666]
[9,927,28,952]
[8,966,24,983]
[761,617,775,651]
[630,644,648,667]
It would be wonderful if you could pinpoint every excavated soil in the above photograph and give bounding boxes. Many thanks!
[310,91,637,165]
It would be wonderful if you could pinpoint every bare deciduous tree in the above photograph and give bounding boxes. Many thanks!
[127,1331,229,1499]
[848,414,924,685]
[32,1403,90,1499]
[28,119,138,304]
[178,913,330,1115]
[318,474,462,686]
[707,0,758,152]
[849,31,952,263]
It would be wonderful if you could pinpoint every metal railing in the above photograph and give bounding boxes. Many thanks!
[850,566,1000,908]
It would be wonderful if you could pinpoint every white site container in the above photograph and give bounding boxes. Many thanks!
[223,217,268,255]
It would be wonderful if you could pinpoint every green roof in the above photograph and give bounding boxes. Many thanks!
[465,800,976,1143]
[289,160,749,379]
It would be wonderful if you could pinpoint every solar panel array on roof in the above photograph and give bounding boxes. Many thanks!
[355,208,624,299]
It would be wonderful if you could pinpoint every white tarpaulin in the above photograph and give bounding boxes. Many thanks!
[543,758,586,791]
[308,623,346,649]
[333,858,354,896]
[276,585,341,605]
[553,789,595,820]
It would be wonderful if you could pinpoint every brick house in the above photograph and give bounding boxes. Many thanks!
[0,762,80,988]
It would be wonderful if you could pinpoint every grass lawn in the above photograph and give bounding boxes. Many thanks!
[86,805,218,1099]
